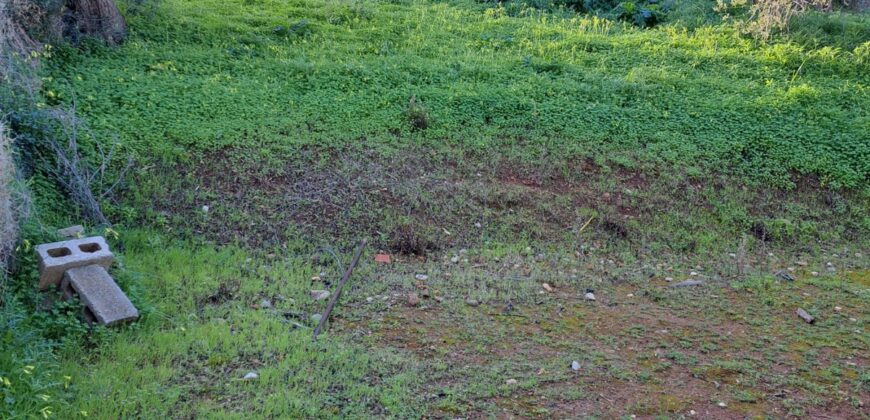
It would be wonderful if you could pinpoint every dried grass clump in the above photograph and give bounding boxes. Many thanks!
[0,122,20,280]
[743,0,840,40]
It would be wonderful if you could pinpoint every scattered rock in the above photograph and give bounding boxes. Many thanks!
[465,298,480,307]
[626,293,634,298]
[505,379,518,386]
[775,270,795,281]
[450,256,460,263]
[57,225,84,239]
[690,271,699,276]
[542,283,554,292]
[408,293,420,307]
[811,271,819,276]
[259,299,272,309]
[415,274,429,281]
[796,261,808,266]
[834,306,842,311]
[796,308,815,324]
[310,313,323,323]
[717,402,727,408]
[366,296,373,303]
[474,222,482,228]
[201,205,210,213]
[672,280,703,288]
[664,277,674,282]
[584,292,596,301]
[243,371,258,380]
[689,410,697,416]
[571,361,581,371]
[310,290,330,301]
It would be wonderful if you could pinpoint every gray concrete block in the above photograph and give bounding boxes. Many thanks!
[61,265,138,326]
[36,236,113,289]
[57,225,85,239]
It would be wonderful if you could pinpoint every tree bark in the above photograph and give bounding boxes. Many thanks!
[64,0,126,45]
[0,2,40,57]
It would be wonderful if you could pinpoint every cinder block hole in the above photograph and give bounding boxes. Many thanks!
[47,247,72,257]
[82,306,96,325]
[79,243,101,253]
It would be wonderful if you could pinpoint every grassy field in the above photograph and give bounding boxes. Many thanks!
[44,0,870,188]
[3,0,870,418]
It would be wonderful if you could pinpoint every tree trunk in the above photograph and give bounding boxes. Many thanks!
[0,2,40,57]
[64,0,126,45]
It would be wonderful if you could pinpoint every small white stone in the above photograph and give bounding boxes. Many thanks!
[690,271,698,276]
[243,371,258,380]
[505,379,518,386]
[584,292,596,301]
[202,205,209,213]
[366,297,373,303]
[310,290,330,301]
[450,256,460,263]
[717,402,727,408]
[811,271,819,276]
[834,306,842,311]
[571,361,581,371]
[665,277,674,282]
[626,293,634,298]
[415,274,429,281]
[689,410,696,416]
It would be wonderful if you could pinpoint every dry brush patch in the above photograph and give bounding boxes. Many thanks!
[0,122,17,277]
[135,148,868,261]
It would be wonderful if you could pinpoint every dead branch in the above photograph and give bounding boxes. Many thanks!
[312,239,367,341]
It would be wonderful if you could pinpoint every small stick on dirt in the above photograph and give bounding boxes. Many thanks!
[578,215,595,234]
[796,308,815,324]
[488,312,528,319]
[312,239,367,341]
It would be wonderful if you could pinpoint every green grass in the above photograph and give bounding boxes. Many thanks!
[44,230,423,418]
[4,0,870,418]
[43,0,870,188]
